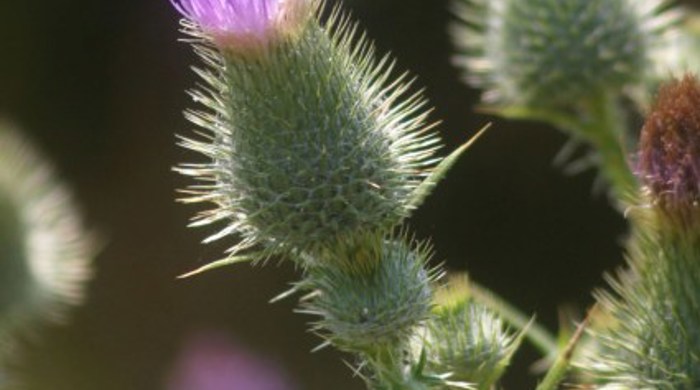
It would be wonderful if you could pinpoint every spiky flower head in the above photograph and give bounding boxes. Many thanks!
[171,0,312,56]
[637,74,700,228]
[0,125,93,363]
[300,233,437,355]
[173,1,443,264]
[419,275,519,389]
[578,77,700,385]
[451,0,679,107]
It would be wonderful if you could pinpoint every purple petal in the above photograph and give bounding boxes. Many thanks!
[171,0,282,37]
[166,331,296,390]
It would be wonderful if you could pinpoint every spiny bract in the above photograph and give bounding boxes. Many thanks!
[451,0,679,107]
[175,1,442,262]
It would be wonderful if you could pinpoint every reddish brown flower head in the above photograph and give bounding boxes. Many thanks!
[638,74,700,209]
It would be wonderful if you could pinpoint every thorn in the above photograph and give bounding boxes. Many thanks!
[311,340,332,353]
[409,123,491,209]
[269,285,301,303]
[176,254,254,279]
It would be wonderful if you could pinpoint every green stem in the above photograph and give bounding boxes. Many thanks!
[535,315,588,390]
[365,346,429,390]
[489,91,639,209]
[578,91,638,207]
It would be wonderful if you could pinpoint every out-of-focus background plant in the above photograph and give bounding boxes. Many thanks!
[0,0,699,389]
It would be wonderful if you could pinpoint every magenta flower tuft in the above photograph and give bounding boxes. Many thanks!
[171,0,279,36]
[166,331,296,390]
[170,0,308,52]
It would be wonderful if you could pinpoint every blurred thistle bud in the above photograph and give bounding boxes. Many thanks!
[451,0,679,108]
[172,0,446,264]
[0,125,93,370]
[637,74,700,227]
[418,275,520,389]
[299,233,437,355]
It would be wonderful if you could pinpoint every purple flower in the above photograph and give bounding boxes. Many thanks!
[170,0,309,52]
[166,331,296,390]
[172,0,279,35]
[637,74,700,212]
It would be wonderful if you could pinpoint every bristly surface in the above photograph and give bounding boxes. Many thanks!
[579,222,700,388]
[175,2,442,263]
[450,0,680,108]
[297,232,438,355]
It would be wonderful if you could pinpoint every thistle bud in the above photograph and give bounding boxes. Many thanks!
[173,1,442,262]
[419,275,519,389]
[451,0,677,107]
[300,234,436,355]
[0,125,93,376]
[637,74,700,228]
[579,75,700,387]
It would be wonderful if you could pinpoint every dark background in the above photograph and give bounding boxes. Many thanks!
[0,0,696,389]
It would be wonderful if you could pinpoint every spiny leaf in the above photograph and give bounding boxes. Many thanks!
[536,310,590,390]
[409,124,490,210]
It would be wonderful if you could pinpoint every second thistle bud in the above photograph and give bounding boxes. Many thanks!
[301,234,436,355]
[451,0,677,108]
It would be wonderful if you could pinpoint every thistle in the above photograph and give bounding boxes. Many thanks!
[451,0,678,108]
[579,75,700,387]
[170,1,500,388]
[173,0,445,265]
[0,125,93,383]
